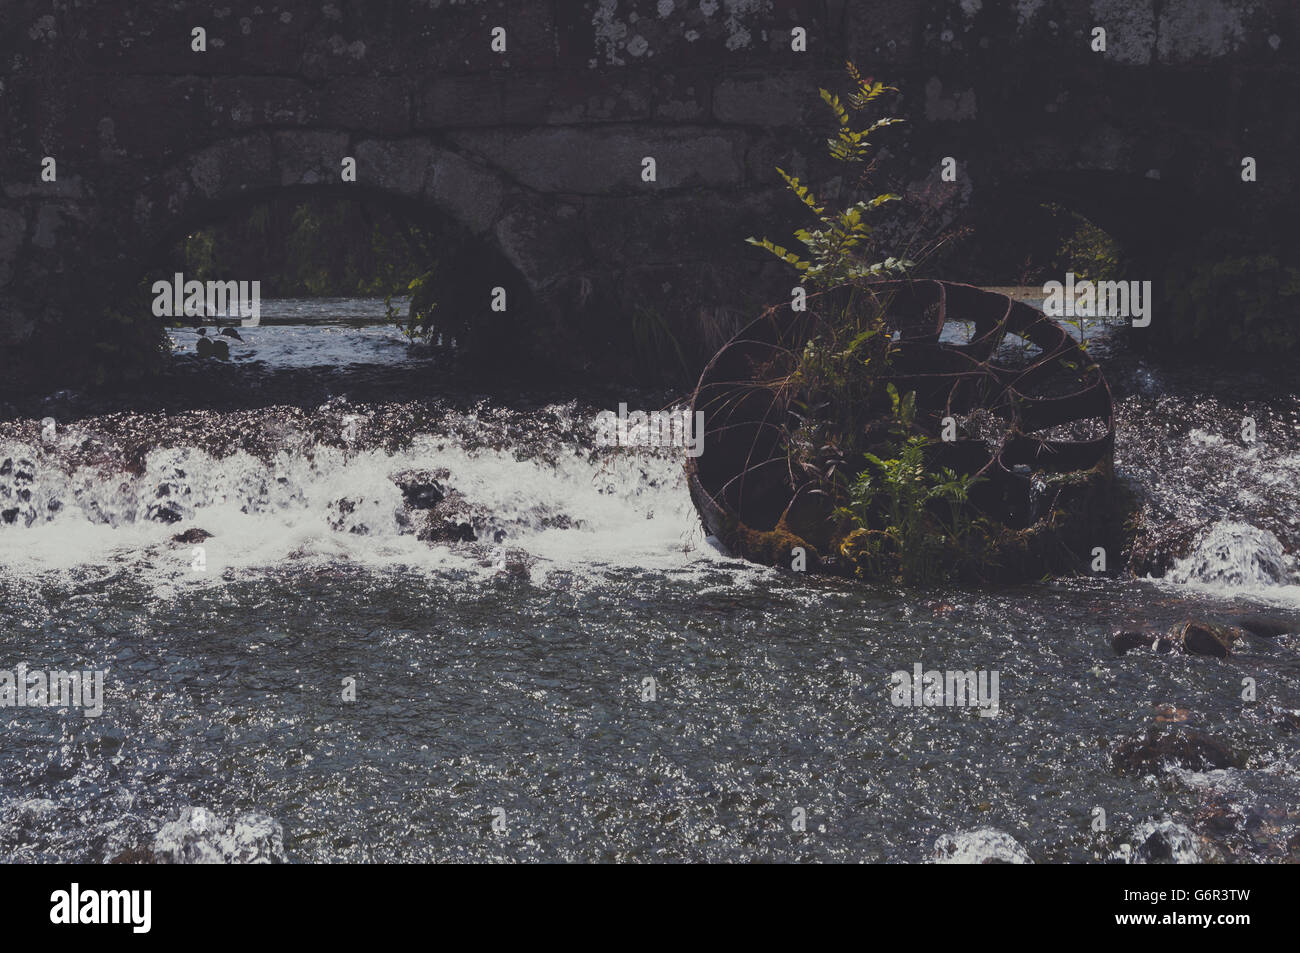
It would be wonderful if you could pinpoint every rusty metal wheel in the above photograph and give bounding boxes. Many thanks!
[686,279,1115,573]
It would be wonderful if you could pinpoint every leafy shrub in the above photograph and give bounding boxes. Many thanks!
[1165,240,1300,356]
[742,65,996,583]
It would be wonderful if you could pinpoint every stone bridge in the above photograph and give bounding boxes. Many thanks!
[1,0,1295,387]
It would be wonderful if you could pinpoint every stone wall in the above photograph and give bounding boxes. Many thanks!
[0,0,1296,384]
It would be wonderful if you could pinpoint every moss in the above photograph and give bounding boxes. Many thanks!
[722,515,820,570]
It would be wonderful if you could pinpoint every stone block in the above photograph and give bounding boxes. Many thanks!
[449,126,744,193]
[319,78,413,136]
[183,134,277,201]
[274,130,352,187]
[423,151,509,236]
[713,71,824,126]
[207,77,319,129]
[352,138,436,196]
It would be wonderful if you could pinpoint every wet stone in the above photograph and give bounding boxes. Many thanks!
[1168,619,1244,659]
[145,502,185,524]
[172,528,213,544]
[417,514,476,544]
[932,829,1032,864]
[1112,630,1175,655]
[1112,723,1242,775]
[1234,614,1293,638]
[396,477,445,510]
[1111,820,1219,865]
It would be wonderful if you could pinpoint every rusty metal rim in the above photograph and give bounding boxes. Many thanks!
[685,278,1115,555]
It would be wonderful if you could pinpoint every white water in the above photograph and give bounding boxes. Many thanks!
[0,420,742,595]
[8,425,1300,607]
[1164,521,1300,606]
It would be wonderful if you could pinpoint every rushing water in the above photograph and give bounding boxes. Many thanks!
[1,298,1298,863]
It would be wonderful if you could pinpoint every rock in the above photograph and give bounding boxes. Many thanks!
[412,483,486,544]
[1115,620,1247,659]
[107,846,155,864]
[172,528,213,543]
[1233,614,1293,638]
[1112,724,1241,774]
[1167,619,1244,659]
[1272,709,1300,735]
[417,514,476,543]
[195,334,229,359]
[479,545,533,580]
[152,807,284,864]
[327,497,369,535]
[1127,520,1203,578]
[392,469,448,510]
[931,828,1032,864]
[145,501,185,524]
[1111,820,1218,864]
[1168,522,1291,588]
[399,480,444,510]
[1152,704,1190,724]
[1112,630,1175,656]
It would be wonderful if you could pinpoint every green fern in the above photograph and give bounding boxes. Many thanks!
[748,64,909,289]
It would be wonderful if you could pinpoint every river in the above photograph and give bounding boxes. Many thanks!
[1,297,1297,863]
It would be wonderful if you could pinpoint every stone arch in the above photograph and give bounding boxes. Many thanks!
[64,132,601,378]
[122,130,568,291]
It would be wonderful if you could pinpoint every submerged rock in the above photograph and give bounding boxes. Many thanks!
[172,527,213,544]
[931,828,1032,864]
[1112,630,1175,655]
[396,476,445,510]
[1112,723,1241,775]
[1167,521,1292,588]
[145,501,185,524]
[1234,614,1294,638]
[1111,820,1220,864]
[1112,618,1246,659]
[152,807,284,864]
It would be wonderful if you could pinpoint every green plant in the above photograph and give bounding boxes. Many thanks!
[747,63,911,288]
[744,66,916,493]
[1040,204,1122,351]
[387,266,438,342]
[630,306,690,382]
[832,401,987,584]
[737,65,999,584]
[1049,205,1120,284]
[1165,242,1300,355]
